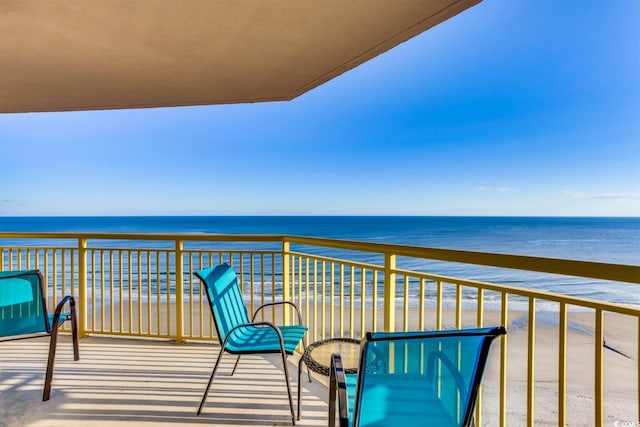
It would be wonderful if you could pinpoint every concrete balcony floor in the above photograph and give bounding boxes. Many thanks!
[0,335,329,427]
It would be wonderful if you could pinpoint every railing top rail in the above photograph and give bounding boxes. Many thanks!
[0,232,286,242]
[1,232,638,284]
[284,236,640,284]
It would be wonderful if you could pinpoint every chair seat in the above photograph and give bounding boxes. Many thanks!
[225,324,308,355]
[345,373,459,427]
[2,313,70,339]
[48,312,71,330]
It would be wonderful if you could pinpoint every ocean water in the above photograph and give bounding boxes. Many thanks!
[1,216,638,306]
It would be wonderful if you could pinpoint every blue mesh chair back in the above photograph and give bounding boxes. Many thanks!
[0,270,50,337]
[330,326,506,427]
[196,263,250,347]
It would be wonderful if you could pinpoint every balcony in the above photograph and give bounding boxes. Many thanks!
[1,232,639,426]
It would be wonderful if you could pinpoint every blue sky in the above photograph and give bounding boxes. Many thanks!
[1,0,639,216]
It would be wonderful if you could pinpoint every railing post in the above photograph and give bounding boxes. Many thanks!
[77,238,88,337]
[282,240,291,325]
[527,298,536,427]
[174,239,185,343]
[383,253,396,332]
[594,308,604,426]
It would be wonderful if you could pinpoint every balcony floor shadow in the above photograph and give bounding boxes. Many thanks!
[0,335,329,427]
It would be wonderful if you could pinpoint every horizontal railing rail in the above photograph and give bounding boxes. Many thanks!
[2,232,638,283]
[285,235,640,284]
[1,231,638,426]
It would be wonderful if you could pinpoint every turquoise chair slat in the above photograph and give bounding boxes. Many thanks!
[196,264,251,342]
[224,324,308,354]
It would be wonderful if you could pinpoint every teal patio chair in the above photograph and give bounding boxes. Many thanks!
[329,326,506,427]
[0,269,79,401]
[194,263,308,425]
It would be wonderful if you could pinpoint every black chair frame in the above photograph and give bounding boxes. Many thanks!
[195,265,309,425]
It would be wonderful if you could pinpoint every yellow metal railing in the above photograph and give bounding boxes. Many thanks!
[1,232,639,426]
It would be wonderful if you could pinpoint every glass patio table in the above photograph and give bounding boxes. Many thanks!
[301,338,361,376]
[297,337,361,420]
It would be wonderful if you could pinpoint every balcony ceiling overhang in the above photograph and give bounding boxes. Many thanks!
[0,0,481,113]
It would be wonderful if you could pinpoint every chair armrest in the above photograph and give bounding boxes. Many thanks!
[251,301,304,325]
[48,295,76,333]
[329,353,349,427]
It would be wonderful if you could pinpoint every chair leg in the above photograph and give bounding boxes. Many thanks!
[297,357,303,420]
[43,328,59,401]
[231,355,241,376]
[197,347,226,415]
[328,366,336,427]
[70,300,80,361]
[280,350,296,426]
[301,340,311,383]
[297,340,311,420]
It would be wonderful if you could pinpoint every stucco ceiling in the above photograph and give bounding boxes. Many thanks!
[0,0,482,113]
